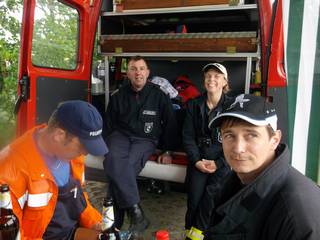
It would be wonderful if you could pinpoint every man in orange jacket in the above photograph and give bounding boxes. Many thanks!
[0,100,108,240]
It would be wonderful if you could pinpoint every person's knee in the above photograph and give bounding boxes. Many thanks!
[103,151,120,172]
[102,155,109,169]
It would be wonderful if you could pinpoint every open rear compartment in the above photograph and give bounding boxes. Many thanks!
[88,0,262,183]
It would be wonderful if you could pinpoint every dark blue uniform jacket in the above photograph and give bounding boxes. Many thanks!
[105,81,177,150]
[182,93,231,167]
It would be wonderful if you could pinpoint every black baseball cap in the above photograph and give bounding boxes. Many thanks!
[55,100,108,156]
[209,94,278,131]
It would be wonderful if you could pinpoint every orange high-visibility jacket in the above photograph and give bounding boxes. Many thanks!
[0,125,102,240]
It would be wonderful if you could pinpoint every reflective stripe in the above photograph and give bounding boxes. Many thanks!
[186,227,204,240]
[18,191,28,209]
[82,172,85,184]
[185,229,193,239]
[28,192,53,207]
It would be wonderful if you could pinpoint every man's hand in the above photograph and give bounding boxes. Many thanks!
[91,222,102,231]
[195,159,217,173]
[157,151,172,164]
[73,227,100,240]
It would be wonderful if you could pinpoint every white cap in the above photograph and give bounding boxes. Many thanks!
[202,63,228,80]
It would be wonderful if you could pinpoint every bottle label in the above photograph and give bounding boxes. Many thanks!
[109,233,117,240]
[0,191,12,209]
[16,230,21,240]
[101,206,114,230]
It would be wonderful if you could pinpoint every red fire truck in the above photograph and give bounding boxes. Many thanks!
[16,0,287,183]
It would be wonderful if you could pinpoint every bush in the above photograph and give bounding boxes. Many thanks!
[0,69,17,149]
[0,0,21,149]
[0,42,18,149]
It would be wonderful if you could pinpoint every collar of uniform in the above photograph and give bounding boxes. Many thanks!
[197,92,226,108]
[9,125,85,187]
[197,93,226,121]
[216,144,290,224]
[248,144,289,198]
[128,81,154,98]
[207,93,226,124]
[205,92,225,111]
[11,125,56,182]
[205,92,226,105]
[128,81,148,93]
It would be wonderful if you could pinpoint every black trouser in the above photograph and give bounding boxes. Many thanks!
[184,163,230,230]
[103,131,156,227]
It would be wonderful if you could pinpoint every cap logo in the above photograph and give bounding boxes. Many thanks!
[266,109,276,114]
[89,129,102,136]
[228,94,250,109]
[217,131,222,143]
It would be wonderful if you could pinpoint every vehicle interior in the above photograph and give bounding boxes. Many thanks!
[86,0,262,183]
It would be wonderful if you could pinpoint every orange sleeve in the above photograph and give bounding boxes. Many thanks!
[71,156,102,228]
[79,191,102,228]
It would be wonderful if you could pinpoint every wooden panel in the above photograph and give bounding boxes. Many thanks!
[184,0,230,6]
[122,0,182,10]
[121,0,242,10]
[100,37,257,53]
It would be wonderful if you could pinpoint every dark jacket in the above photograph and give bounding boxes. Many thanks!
[182,93,231,167]
[105,81,177,150]
[195,144,320,240]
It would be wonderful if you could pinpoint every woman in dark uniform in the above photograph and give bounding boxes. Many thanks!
[183,63,232,230]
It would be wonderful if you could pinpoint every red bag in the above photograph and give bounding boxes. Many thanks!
[174,75,201,103]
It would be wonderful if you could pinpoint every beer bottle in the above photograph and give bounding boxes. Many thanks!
[99,197,120,240]
[0,184,20,240]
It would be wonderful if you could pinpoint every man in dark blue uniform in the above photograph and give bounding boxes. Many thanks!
[103,56,177,237]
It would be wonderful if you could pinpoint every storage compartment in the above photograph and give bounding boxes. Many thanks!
[184,0,235,6]
[122,0,182,10]
[99,2,261,96]
[121,0,244,10]
[100,32,257,53]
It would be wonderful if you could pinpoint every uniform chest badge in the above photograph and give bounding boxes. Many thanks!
[144,122,154,133]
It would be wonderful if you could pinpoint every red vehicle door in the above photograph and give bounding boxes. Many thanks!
[16,0,102,136]
[258,0,286,92]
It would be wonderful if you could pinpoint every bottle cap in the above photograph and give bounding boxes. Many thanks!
[155,230,169,240]
[0,184,9,192]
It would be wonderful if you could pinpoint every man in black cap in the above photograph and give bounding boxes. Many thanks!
[0,100,108,239]
[186,94,320,240]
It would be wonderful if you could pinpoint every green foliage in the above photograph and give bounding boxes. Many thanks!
[31,0,78,69]
[0,0,22,148]
[0,0,101,148]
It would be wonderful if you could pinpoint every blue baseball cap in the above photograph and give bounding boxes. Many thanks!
[55,100,108,156]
